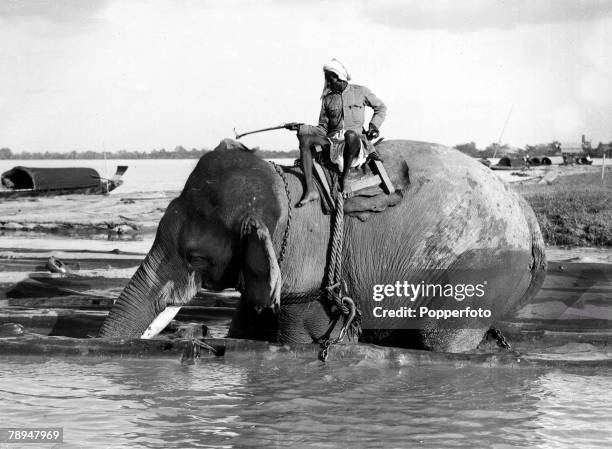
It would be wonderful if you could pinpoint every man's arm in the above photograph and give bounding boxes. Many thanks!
[364,87,387,131]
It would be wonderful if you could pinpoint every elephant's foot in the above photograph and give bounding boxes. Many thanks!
[296,190,319,207]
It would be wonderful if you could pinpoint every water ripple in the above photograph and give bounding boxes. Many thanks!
[0,356,610,448]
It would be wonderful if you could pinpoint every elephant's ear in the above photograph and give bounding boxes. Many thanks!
[239,215,281,309]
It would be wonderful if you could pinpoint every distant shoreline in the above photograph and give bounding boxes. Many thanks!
[0,148,300,161]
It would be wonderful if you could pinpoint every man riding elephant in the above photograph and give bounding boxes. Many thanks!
[290,58,387,207]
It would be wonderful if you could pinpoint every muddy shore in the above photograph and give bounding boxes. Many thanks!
[0,191,175,236]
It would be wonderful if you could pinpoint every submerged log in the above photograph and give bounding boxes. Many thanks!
[0,335,611,369]
[8,296,115,309]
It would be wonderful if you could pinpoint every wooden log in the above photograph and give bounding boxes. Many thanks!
[29,274,130,290]
[0,309,107,337]
[8,295,115,309]
[0,256,142,273]
[176,306,236,321]
[7,278,117,300]
[0,336,610,368]
[162,321,208,339]
[344,174,381,195]
[369,159,395,194]
[188,297,240,308]
[312,158,335,208]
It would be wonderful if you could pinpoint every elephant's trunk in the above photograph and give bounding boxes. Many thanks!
[99,241,199,338]
[99,244,167,338]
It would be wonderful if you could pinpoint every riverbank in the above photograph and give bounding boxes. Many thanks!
[514,167,612,246]
[0,191,173,237]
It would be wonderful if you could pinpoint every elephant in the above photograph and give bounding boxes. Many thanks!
[99,138,546,352]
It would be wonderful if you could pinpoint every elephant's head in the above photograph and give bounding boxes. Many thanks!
[99,140,285,338]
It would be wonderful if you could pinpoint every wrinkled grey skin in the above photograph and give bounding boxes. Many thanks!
[100,139,546,352]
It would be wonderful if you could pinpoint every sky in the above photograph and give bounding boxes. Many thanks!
[1,0,611,153]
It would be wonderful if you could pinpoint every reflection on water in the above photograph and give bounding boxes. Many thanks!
[1,354,611,448]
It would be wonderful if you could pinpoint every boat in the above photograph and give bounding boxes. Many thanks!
[487,156,528,170]
[0,165,127,199]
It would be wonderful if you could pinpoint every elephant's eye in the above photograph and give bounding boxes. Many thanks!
[187,254,214,269]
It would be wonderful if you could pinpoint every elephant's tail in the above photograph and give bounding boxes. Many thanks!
[516,194,547,309]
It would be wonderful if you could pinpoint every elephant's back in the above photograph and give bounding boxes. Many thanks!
[344,140,543,344]
[369,139,533,262]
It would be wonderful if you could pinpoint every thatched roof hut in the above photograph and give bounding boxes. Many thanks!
[498,157,512,167]
[541,156,564,165]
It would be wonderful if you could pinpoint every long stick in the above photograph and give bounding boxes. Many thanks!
[234,125,287,139]
[493,104,514,159]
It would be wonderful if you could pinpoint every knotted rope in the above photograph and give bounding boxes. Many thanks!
[317,176,362,361]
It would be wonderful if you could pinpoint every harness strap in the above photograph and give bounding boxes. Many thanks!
[269,161,293,269]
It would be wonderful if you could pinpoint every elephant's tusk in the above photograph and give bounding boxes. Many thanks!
[141,306,182,339]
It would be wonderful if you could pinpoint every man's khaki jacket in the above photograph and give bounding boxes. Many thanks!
[300,84,386,139]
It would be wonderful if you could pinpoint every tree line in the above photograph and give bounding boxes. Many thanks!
[0,146,299,160]
[2,141,609,161]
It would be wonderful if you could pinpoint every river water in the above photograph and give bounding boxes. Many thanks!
[0,157,607,194]
[0,159,295,194]
[1,353,611,448]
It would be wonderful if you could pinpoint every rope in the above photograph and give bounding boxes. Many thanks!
[269,160,361,362]
[269,161,293,270]
[326,189,348,313]
[180,338,224,364]
[318,177,362,361]
[488,327,512,350]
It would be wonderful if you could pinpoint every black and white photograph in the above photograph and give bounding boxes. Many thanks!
[1,1,611,447]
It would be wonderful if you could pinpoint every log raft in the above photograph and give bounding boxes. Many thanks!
[1,245,611,361]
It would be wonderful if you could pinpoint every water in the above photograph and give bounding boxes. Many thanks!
[0,159,295,194]
[1,354,610,448]
[1,157,607,193]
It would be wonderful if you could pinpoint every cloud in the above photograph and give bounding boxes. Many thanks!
[364,0,612,32]
[0,0,109,23]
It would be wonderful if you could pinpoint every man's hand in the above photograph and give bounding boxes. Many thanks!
[366,123,379,140]
[284,122,302,132]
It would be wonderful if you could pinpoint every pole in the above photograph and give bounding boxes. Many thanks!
[234,125,286,139]
[234,122,302,139]
[104,144,108,179]
[493,104,514,159]
[602,151,606,184]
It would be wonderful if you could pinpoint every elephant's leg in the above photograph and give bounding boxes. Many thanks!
[278,300,347,344]
[418,327,490,352]
[227,301,278,341]
[360,328,488,352]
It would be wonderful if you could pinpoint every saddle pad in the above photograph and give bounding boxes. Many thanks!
[314,158,410,220]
